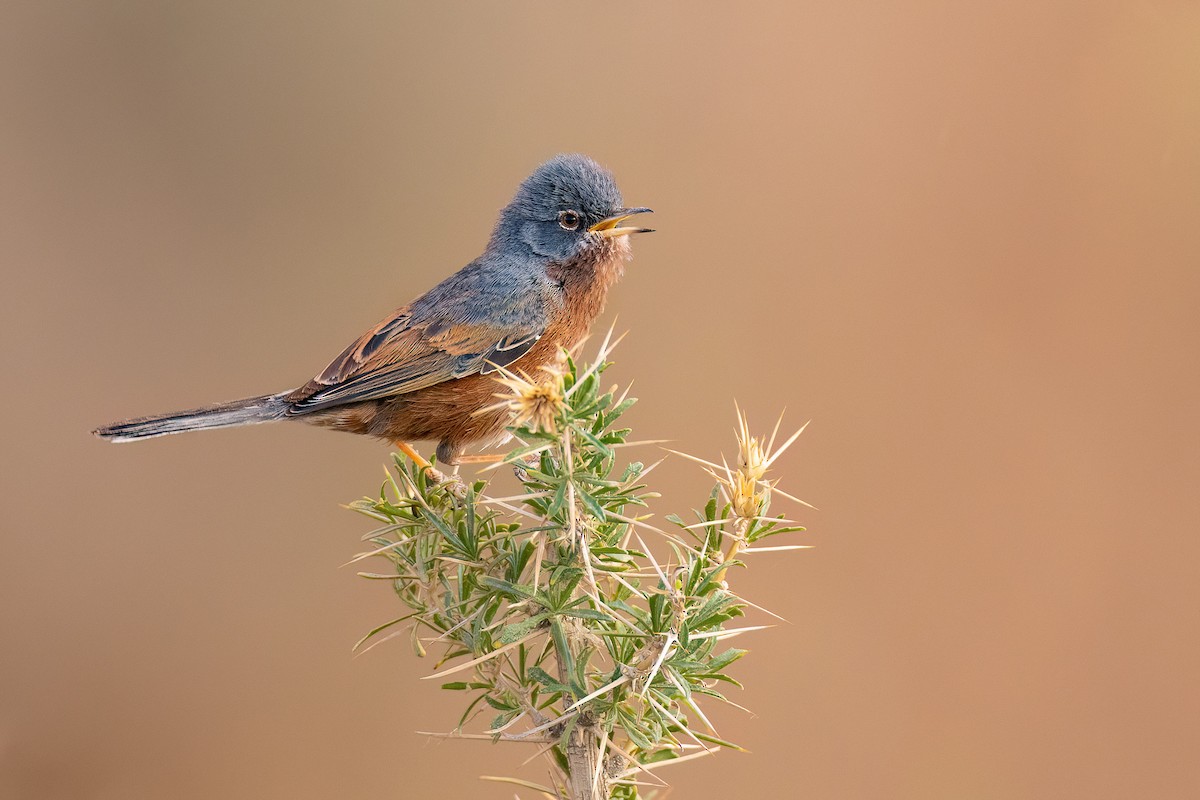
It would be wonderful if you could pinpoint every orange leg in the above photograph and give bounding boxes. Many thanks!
[393,441,433,470]
[392,441,467,496]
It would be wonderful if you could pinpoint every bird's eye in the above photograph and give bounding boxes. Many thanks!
[558,210,581,231]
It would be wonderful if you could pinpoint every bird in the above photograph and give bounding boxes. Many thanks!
[93,153,653,474]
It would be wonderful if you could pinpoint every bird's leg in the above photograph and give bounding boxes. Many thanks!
[393,441,430,468]
[392,441,447,484]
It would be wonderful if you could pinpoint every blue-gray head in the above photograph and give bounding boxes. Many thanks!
[490,154,653,261]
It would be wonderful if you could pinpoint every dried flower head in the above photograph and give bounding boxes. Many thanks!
[730,410,770,517]
[479,362,566,434]
[731,468,764,519]
[737,433,767,482]
[669,405,812,530]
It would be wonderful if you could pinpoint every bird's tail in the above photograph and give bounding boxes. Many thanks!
[93,392,292,442]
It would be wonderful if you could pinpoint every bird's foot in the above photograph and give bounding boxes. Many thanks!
[433,468,468,500]
[513,452,542,484]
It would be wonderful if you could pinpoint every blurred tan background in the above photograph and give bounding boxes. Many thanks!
[2,2,1199,798]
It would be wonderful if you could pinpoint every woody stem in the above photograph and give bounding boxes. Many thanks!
[552,621,607,800]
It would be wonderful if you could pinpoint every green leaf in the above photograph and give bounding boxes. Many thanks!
[576,487,608,522]
[704,487,720,522]
[489,710,519,731]
[481,576,537,601]
[692,731,746,751]
[693,672,744,689]
[546,479,569,519]
[528,666,572,695]
[456,692,490,730]
[497,617,541,644]
[574,425,614,459]
[484,695,517,711]
[706,647,749,672]
[559,608,611,622]
[351,613,417,652]
[617,707,656,751]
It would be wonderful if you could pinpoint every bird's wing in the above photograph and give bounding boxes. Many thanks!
[286,306,543,413]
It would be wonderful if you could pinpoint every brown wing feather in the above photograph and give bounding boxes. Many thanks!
[312,309,417,386]
[286,307,542,414]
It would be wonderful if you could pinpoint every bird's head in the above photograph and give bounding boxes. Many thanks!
[490,154,653,262]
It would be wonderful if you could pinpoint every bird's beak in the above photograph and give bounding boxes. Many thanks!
[588,207,654,238]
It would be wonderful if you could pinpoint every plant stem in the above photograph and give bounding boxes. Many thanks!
[713,517,750,584]
[551,620,607,799]
[565,725,605,800]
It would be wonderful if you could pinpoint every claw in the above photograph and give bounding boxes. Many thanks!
[513,452,541,483]
[441,475,468,500]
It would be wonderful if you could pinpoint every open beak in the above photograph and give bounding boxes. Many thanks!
[588,207,654,238]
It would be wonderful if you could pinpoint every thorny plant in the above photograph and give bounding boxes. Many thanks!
[348,334,811,800]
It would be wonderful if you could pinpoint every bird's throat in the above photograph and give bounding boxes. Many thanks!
[546,242,629,345]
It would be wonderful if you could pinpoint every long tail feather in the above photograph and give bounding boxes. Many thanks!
[93,392,291,442]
